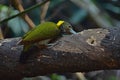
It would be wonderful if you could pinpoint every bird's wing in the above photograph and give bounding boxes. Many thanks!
[20,22,60,45]
[22,27,37,39]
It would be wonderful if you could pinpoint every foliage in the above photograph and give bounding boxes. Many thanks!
[0,0,120,80]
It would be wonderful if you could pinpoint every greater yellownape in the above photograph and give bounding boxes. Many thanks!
[19,20,76,63]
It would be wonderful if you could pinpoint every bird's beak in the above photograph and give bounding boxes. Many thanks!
[69,28,77,34]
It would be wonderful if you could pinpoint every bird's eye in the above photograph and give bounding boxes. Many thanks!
[68,26,72,28]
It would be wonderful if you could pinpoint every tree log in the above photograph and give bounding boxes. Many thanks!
[0,28,120,80]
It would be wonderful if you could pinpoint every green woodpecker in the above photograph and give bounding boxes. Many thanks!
[20,20,76,51]
[19,20,76,63]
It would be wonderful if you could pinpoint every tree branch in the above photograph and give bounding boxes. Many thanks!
[12,0,35,29]
[0,28,120,79]
[0,0,50,24]
[40,1,50,23]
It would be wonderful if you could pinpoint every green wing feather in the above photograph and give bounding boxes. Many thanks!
[20,22,60,44]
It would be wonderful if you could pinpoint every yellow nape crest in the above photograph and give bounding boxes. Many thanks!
[57,20,64,27]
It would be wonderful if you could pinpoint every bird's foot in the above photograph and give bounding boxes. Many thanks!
[47,42,58,48]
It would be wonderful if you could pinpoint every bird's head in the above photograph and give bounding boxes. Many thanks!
[57,20,77,34]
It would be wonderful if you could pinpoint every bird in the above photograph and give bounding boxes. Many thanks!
[19,20,76,63]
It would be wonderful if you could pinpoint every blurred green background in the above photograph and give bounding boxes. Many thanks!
[0,0,120,80]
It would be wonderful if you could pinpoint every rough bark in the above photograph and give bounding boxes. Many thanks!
[0,28,120,80]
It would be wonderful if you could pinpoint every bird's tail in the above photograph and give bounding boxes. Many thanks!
[17,38,23,45]
[19,44,32,63]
